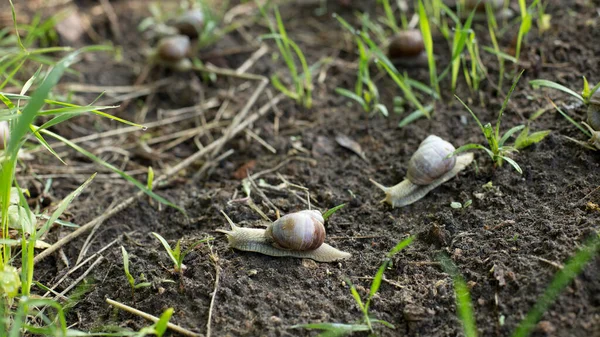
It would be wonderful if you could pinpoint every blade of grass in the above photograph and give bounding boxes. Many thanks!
[496,70,524,140]
[512,233,600,337]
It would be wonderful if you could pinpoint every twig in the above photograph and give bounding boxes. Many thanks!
[43,239,118,299]
[106,298,201,337]
[25,98,220,154]
[206,246,221,337]
[529,255,564,270]
[32,93,285,266]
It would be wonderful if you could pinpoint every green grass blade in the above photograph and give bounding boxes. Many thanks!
[496,70,524,140]
[335,88,366,107]
[529,80,584,102]
[152,232,179,267]
[37,173,96,238]
[512,233,600,337]
[121,246,135,288]
[387,236,414,258]
[322,204,345,221]
[6,46,109,155]
[367,262,388,309]
[451,143,494,159]
[440,255,478,337]
[418,0,439,95]
[455,95,485,133]
[39,128,183,212]
[549,99,591,137]
[499,125,526,147]
[500,156,522,174]
[454,277,478,337]
[346,279,366,312]
[154,308,174,337]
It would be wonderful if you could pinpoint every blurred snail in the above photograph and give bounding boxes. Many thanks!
[460,0,505,11]
[586,89,600,131]
[370,135,474,208]
[217,210,351,262]
[388,30,428,66]
[0,120,8,150]
[156,34,191,63]
[173,9,205,38]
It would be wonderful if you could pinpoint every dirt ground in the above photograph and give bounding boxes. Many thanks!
[8,0,600,336]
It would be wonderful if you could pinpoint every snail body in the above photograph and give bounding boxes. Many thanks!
[586,90,600,131]
[0,121,8,149]
[370,135,474,208]
[388,30,428,67]
[218,210,351,262]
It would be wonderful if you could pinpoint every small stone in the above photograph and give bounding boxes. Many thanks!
[247,269,258,276]
[302,259,319,269]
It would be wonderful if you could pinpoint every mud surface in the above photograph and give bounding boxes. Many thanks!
[9,0,600,336]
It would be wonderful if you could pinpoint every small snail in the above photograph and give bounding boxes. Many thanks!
[217,210,351,262]
[0,120,8,149]
[173,9,205,38]
[156,34,191,62]
[370,135,474,208]
[388,30,428,67]
[460,0,505,12]
[587,90,600,131]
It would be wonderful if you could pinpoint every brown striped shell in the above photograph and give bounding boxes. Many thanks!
[406,135,457,186]
[173,9,205,38]
[266,210,325,251]
[157,35,191,62]
[388,30,425,59]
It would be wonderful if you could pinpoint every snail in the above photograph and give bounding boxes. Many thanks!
[370,135,474,208]
[0,120,8,150]
[460,0,505,12]
[586,89,600,131]
[217,209,351,262]
[388,30,428,67]
[173,9,205,38]
[156,34,191,63]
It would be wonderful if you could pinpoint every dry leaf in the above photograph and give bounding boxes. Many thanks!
[335,134,368,162]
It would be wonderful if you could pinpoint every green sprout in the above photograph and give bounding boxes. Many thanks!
[530,77,600,150]
[292,236,413,336]
[440,254,477,337]
[134,307,174,337]
[259,4,313,108]
[322,203,345,221]
[452,71,549,173]
[441,231,600,337]
[121,246,152,298]
[152,232,213,274]
[437,2,477,93]
[334,16,388,117]
[417,0,440,96]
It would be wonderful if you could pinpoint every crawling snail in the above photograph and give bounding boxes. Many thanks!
[370,135,474,208]
[217,209,351,262]
[173,9,205,38]
[0,120,8,149]
[388,30,428,67]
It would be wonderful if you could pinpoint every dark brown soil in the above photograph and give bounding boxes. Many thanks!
[9,0,600,336]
